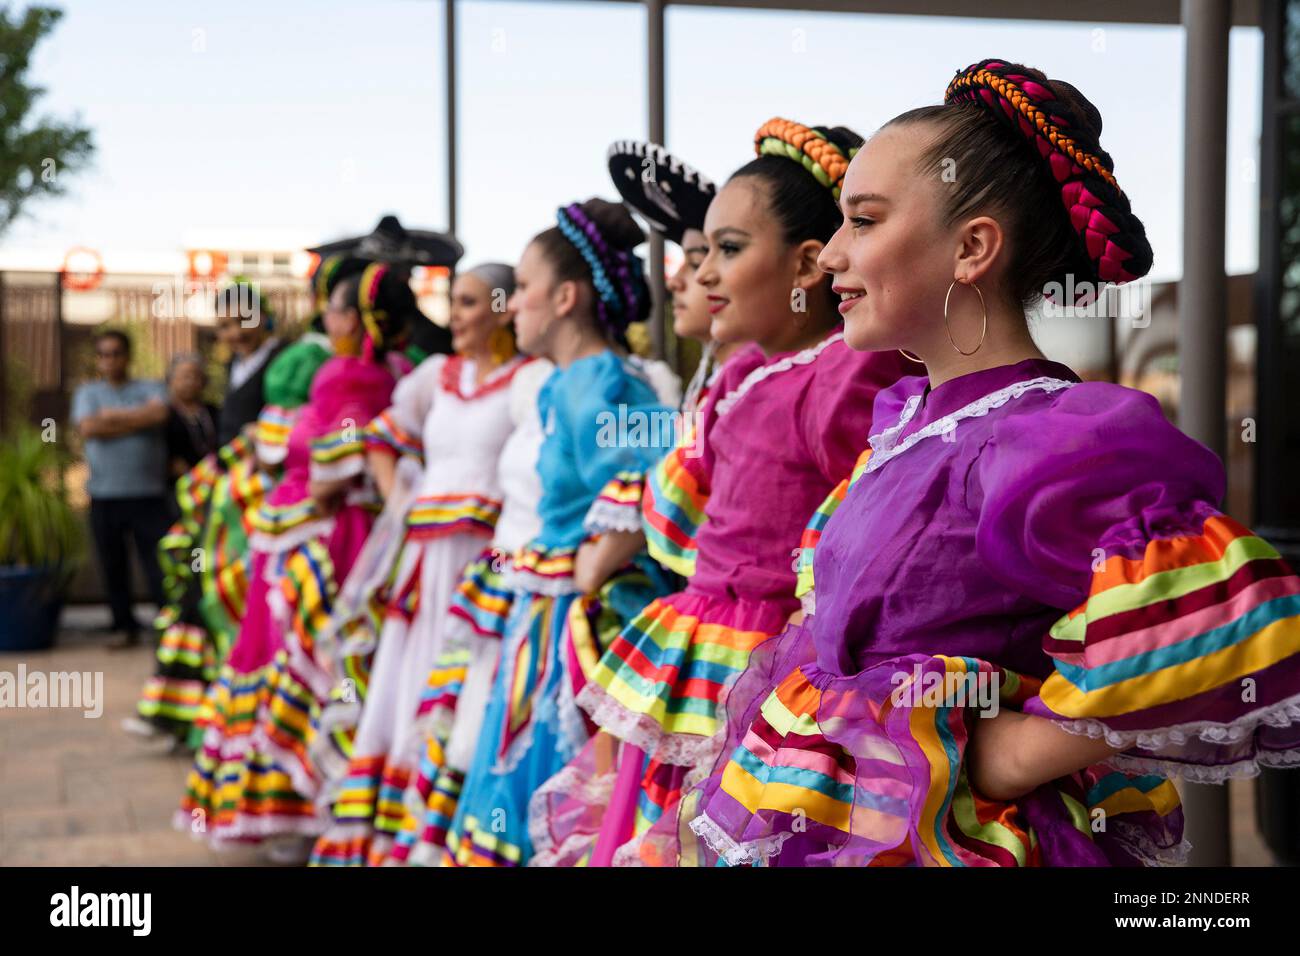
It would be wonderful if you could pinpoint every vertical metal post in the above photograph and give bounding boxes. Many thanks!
[647,0,667,361]
[1178,0,1232,866]
[446,0,458,238]
[1253,0,1300,867]
[0,271,7,436]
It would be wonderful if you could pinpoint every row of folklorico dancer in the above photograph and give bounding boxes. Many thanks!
[131,57,1300,867]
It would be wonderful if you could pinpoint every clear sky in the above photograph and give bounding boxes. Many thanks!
[2,0,1263,283]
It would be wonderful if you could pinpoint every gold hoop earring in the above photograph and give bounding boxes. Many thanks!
[897,348,925,363]
[944,279,987,356]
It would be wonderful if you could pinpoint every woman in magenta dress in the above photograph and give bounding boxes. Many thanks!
[177,264,410,854]
[529,119,909,866]
[663,60,1300,867]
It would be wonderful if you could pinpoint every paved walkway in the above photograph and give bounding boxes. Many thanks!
[0,607,266,866]
[0,605,1280,866]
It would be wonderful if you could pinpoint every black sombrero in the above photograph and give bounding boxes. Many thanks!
[607,140,715,246]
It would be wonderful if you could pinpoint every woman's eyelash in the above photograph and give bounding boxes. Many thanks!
[851,217,874,229]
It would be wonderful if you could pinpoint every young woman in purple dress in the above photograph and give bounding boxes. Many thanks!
[670,60,1300,867]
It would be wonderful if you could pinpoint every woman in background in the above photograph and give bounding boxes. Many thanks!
[442,198,674,866]
[163,353,218,479]
[178,265,408,859]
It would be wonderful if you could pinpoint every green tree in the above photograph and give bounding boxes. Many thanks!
[0,5,94,237]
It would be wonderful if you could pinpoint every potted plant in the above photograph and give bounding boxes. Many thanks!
[0,426,84,651]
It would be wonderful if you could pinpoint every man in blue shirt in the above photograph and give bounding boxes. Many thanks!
[71,330,172,649]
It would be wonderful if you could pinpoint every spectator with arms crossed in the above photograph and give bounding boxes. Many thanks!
[72,329,172,649]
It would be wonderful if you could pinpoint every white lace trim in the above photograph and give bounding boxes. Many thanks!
[1111,820,1193,867]
[583,497,644,535]
[248,516,335,556]
[864,375,1077,475]
[801,590,816,618]
[688,813,792,866]
[494,697,544,777]
[1104,746,1300,785]
[576,680,718,767]
[712,333,843,419]
[611,831,649,867]
[526,763,617,867]
[195,716,251,754]
[529,830,605,869]
[1050,688,1300,758]
[309,455,366,484]
[500,565,580,597]
[176,806,328,846]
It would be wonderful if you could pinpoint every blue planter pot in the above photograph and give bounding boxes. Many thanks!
[0,565,65,652]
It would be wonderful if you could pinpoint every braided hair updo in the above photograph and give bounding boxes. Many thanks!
[532,196,651,348]
[731,119,864,312]
[884,59,1152,309]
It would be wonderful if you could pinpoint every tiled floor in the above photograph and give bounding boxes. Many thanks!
[0,606,1282,866]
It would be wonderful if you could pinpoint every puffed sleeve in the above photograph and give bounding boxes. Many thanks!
[796,345,910,485]
[637,414,713,576]
[257,339,331,465]
[254,404,302,466]
[264,337,331,408]
[362,353,445,466]
[566,354,672,534]
[308,357,397,483]
[976,382,1300,782]
[635,349,776,575]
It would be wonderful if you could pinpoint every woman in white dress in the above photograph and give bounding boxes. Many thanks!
[309,263,533,866]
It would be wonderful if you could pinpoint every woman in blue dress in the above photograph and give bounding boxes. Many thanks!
[443,197,675,866]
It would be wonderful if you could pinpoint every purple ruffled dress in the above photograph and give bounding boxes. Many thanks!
[646,357,1300,867]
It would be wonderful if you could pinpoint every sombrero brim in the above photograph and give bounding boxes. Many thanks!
[607,140,715,246]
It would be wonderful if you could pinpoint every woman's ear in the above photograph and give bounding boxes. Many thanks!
[552,279,578,318]
[792,239,826,292]
[954,216,1005,286]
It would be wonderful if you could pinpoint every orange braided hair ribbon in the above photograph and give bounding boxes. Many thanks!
[753,117,852,200]
[943,59,1151,285]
